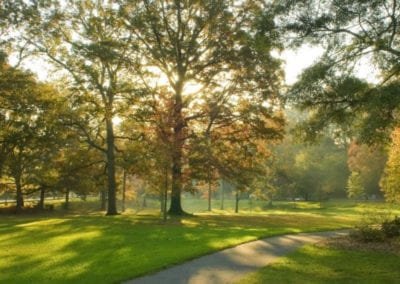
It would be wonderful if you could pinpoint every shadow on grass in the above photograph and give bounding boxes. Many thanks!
[0,210,359,284]
[1,214,270,283]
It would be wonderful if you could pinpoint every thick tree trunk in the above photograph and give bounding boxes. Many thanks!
[105,118,118,215]
[169,90,185,215]
[169,151,184,215]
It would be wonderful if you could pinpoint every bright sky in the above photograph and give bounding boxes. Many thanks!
[281,45,324,85]
[17,50,319,85]
[13,44,379,86]
[281,45,380,85]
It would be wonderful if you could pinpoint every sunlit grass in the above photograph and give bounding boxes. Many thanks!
[1,200,398,283]
[238,244,400,284]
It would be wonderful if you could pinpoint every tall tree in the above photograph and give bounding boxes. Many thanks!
[121,0,284,214]
[347,141,387,198]
[0,57,66,211]
[275,0,400,143]
[380,128,400,203]
[24,0,140,215]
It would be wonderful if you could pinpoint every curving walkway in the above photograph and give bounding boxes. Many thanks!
[123,230,350,284]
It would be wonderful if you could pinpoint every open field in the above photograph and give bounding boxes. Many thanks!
[1,200,399,283]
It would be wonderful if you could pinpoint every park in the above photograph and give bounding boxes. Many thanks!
[1,199,400,283]
[1,0,400,283]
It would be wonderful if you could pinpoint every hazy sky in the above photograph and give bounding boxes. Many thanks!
[14,44,378,86]
[281,45,324,85]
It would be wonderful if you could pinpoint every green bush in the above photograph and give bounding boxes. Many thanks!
[381,216,400,238]
[351,226,384,242]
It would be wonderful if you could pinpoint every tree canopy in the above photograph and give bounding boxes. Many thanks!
[1,0,286,215]
[4,0,400,214]
[275,0,400,143]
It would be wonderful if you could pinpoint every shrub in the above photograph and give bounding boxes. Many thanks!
[351,225,384,242]
[381,216,400,238]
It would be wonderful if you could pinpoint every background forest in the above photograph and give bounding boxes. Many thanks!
[1,0,399,216]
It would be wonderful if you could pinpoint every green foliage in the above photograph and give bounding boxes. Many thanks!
[346,172,366,200]
[380,128,400,204]
[276,0,400,143]
[381,216,400,238]
[0,60,71,210]
[351,208,400,242]
[347,142,386,197]
[272,128,349,201]
[350,226,384,242]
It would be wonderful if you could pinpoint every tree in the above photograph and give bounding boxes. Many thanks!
[0,57,67,211]
[347,141,387,198]
[121,0,284,214]
[347,171,366,200]
[275,0,400,143]
[380,128,400,203]
[270,109,349,201]
[23,0,141,215]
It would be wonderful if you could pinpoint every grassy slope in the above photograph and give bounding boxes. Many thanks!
[0,201,395,284]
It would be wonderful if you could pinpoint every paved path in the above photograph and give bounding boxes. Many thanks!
[123,230,350,284]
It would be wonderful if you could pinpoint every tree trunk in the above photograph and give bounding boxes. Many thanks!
[163,166,168,222]
[208,178,212,211]
[220,179,225,210]
[235,189,239,213]
[169,90,185,215]
[38,186,45,210]
[169,152,184,215]
[105,117,118,215]
[15,173,24,212]
[122,170,126,212]
[64,188,70,210]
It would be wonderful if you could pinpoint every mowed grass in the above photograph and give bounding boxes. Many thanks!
[0,200,396,284]
[238,243,400,284]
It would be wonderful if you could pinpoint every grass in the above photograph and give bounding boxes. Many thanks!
[0,200,398,283]
[238,242,400,284]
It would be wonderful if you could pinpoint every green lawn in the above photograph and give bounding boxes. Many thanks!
[0,200,397,283]
[238,243,400,284]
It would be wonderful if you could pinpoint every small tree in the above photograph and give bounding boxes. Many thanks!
[380,128,400,204]
[347,172,366,201]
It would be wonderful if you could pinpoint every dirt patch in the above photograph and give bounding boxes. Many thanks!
[318,235,400,255]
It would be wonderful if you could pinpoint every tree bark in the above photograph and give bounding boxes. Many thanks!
[169,89,185,215]
[235,189,239,213]
[105,117,118,215]
[38,186,45,210]
[122,169,126,212]
[169,149,184,215]
[64,188,70,210]
[163,165,168,222]
[15,172,24,212]
[220,179,225,210]
[208,178,212,211]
